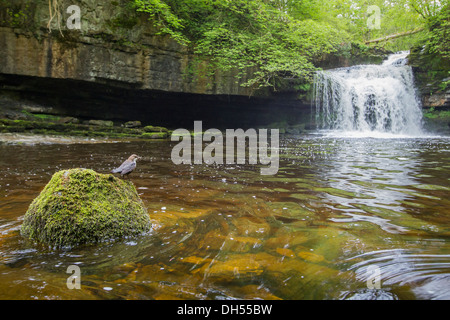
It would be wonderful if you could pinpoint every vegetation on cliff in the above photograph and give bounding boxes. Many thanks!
[0,0,447,100]
[134,0,348,91]
[409,3,449,110]
[131,0,448,91]
[0,114,170,140]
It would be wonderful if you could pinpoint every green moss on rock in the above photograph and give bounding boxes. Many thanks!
[143,126,169,133]
[21,168,151,247]
[141,132,168,139]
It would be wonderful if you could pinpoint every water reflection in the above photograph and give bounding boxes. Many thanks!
[306,136,450,235]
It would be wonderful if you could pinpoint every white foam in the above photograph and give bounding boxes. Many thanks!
[313,51,424,136]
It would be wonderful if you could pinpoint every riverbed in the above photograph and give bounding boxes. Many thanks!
[0,132,449,299]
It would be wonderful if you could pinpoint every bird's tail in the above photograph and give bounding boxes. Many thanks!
[111,168,120,173]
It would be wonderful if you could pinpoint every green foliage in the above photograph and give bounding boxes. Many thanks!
[410,0,445,19]
[133,0,190,45]
[0,0,31,29]
[127,0,449,91]
[440,77,450,91]
[408,1,449,96]
[423,107,450,120]
[424,3,450,60]
[132,0,349,90]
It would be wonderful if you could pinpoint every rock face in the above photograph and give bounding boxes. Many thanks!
[0,0,399,130]
[0,0,307,129]
[0,0,255,96]
[21,168,151,247]
[316,43,390,70]
[409,45,450,109]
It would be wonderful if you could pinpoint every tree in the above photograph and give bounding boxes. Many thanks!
[424,2,450,59]
[410,0,445,19]
[132,0,349,90]
[131,0,446,90]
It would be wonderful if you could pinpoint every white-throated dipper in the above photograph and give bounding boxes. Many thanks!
[111,154,141,178]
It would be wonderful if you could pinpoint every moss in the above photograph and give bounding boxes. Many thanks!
[25,113,61,122]
[141,132,168,139]
[423,108,450,120]
[143,125,169,133]
[21,169,151,247]
[409,44,450,97]
[108,15,139,30]
[0,118,172,139]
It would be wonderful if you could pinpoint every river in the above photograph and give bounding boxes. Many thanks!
[0,133,449,299]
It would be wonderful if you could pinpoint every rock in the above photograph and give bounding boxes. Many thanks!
[21,168,151,247]
[297,251,325,263]
[141,132,168,139]
[286,124,305,135]
[124,121,142,128]
[286,127,300,134]
[276,247,296,257]
[423,93,449,108]
[58,117,80,124]
[409,44,450,108]
[316,43,390,69]
[237,285,282,300]
[199,255,264,280]
[21,105,55,114]
[87,120,114,127]
[264,230,308,250]
[232,217,271,237]
[0,1,256,97]
[143,125,169,133]
[181,256,213,266]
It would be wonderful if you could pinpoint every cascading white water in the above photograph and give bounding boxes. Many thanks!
[313,52,423,136]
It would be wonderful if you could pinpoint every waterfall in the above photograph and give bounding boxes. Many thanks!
[313,52,423,136]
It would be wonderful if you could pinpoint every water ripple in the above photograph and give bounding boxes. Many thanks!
[346,249,450,299]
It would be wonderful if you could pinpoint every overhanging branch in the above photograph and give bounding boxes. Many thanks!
[365,28,425,44]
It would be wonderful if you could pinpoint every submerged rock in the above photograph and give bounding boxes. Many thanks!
[21,168,151,247]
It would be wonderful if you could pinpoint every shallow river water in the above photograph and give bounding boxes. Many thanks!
[0,132,449,300]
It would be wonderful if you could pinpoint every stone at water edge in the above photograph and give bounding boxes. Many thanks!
[20,168,151,247]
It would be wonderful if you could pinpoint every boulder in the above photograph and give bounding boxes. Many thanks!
[87,120,114,127]
[21,168,151,247]
[58,117,80,124]
[124,121,142,128]
[141,132,168,139]
[143,125,169,133]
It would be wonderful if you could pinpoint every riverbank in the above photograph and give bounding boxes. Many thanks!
[0,115,169,140]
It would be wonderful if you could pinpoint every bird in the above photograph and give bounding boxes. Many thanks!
[111,154,142,178]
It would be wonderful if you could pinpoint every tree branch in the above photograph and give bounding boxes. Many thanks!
[365,28,425,44]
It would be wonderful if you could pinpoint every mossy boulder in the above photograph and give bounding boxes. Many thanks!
[21,168,151,247]
[143,125,169,133]
[87,120,114,127]
[124,121,142,128]
[141,132,168,139]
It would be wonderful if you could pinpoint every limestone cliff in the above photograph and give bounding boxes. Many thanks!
[0,0,257,96]
[1,0,296,129]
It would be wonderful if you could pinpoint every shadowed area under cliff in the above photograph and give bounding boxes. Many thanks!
[0,73,308,130]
